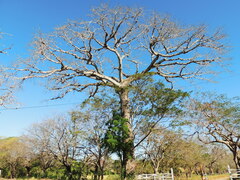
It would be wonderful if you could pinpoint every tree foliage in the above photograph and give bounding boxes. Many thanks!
[104,112,133,179]
[104,112,132,155]
[188,93,240,168]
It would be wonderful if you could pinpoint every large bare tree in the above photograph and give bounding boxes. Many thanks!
[15,5,226,177]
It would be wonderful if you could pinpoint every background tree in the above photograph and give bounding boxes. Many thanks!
[25,116,87,180]
[0,137,27,178]
[189,94,240,169]
[71,99,111,180]
[171,140,208,179]
[205,146,230,174]
[22,134,55,177]
[15,4,226,178]
[138,127,180,174]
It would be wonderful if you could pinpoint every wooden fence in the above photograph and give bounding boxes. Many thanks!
[136,168,174,180]
[228,165,240,180]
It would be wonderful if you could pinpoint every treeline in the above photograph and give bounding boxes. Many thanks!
[0,126,233,179]
[0,92,237,179]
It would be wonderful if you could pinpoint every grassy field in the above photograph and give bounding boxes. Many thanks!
[103,174,230,180]
[174,174,229,180]
[0,174,230,180]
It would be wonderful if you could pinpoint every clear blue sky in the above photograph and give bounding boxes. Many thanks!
[0,0,240,137]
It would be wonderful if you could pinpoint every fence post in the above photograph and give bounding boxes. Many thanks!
[171,168,174,180]
[228,165,232,180]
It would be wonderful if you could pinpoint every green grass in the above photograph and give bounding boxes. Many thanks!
[104,174,121,180]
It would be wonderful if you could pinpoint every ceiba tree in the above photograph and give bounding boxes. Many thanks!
[15,4,226,177]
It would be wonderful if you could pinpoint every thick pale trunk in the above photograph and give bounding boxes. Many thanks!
[119,89,134,151]
[119,89,131,120]
[118,88,135,179]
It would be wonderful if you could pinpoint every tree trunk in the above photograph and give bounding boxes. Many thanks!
[100,172,104,180]
[237,156,240,169]
[65,165,73,180]
[25,166,31,177]
[118,88,135,179]
[232,151,240,169]
[93,164,98,180]
[122,152,127,180]
[42,168,47,178]
[119,89,131,124]
[97,150,105,180]
[10,163,17,179]
[99,165,104,180]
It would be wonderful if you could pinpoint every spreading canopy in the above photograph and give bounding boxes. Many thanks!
[16,5,226,98]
